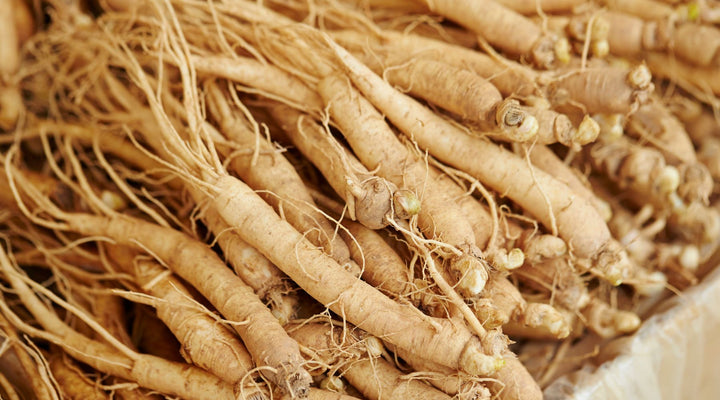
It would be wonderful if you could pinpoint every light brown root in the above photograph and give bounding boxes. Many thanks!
[547,64,653,114]
[504,303,571,340]
[269,105,398,229]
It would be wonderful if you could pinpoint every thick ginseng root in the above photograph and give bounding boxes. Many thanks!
[357,54,538,141]
[588,135,680,209]
[526,144,612,221]
[503,303,573,340]
[393,341,539,400]
[546,64,653,114]
[318,73,488,296]
[627,102,698,165]
[605,11,720,68]
[206,84,353,268]
[332,28,540,98]
[199,204,298,323]
[515,257,591,313]
[105,245,258,388]
[414,0,567,68]
[0,0,23,130]
[268,105,398,229]
[390,346,492,400]
[325,38,631,284]
[470,273,526,330]
[189,55,324,113]
[493,0,586,15]
[288,322,453,400]
[644,52,720,96]
[340,220,415,298]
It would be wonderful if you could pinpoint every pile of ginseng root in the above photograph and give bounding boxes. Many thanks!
[1,0,720,399]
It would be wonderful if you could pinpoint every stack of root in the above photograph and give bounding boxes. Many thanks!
[0,0,719,399]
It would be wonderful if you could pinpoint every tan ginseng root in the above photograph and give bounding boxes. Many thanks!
[345,51,539,142]
[282,388,362,400]
[188,54,324,114]
[287,321,454,400]
[604,10,720,68]
[625,101,714,205]
[409,0,568,68]
[546,63,654,115]
[0,246,237,400]
[524,144,612,222]
[587,135,681,211]
[317,73,489,296]
[431,160,562,271]
[666,94,720,181]
[643,52,720,97]
[268,105,408,229]
[491,0,586,15]
[502,302,573,340]
[323,35,633,286]
[338,219,415,300]
[387,345,491,400]
[0,313,56,400]
[204,83,354,270]
[331,29,594,147]
[0,0,23,130]
[599,0,677,21]
[47,349,110,400]
[104,245,264,395]
[388,341,535,400]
